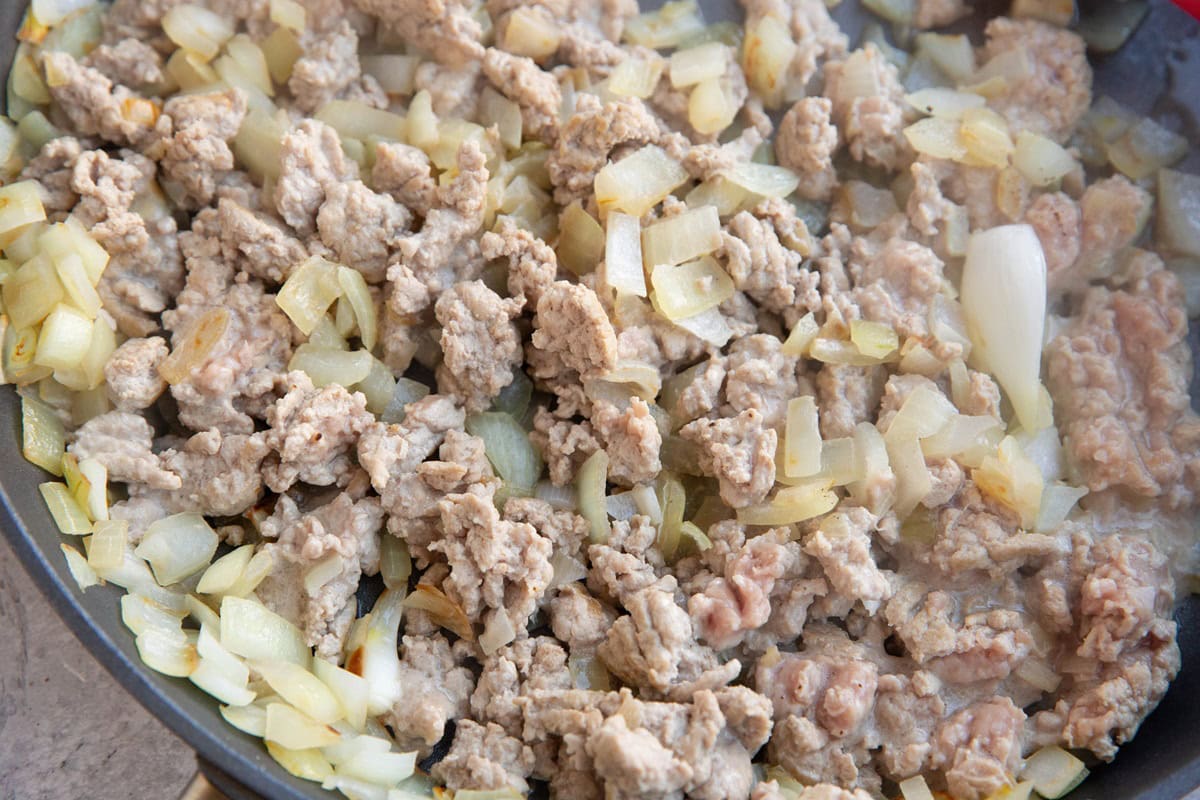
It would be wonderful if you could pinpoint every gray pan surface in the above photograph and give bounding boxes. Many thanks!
[0,1,1197,798]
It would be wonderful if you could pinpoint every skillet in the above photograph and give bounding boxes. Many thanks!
[0,0,1197,797]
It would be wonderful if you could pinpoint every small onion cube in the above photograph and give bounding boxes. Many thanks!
[557,201,605,276]
[265,703,342,750]
[898,775,935,800]
[334,749,417,788]
[227,548,275,598]
[220,595,310,666]
[624,0,705,49]
[360,54,419,96]
[120,592,189,638]
[642,205,722,270]
[594,145,688,218]
[742,14,795,108]
[784,396,822,479]
[61,543,99,590]
[87,519,128,572]
[38,481,90,534]
[604,211,647,297]
[688,77,737,135]
[577,450,611,544]
[671,305,732,346]
[137,627,199,678]
[849,320,899,360]
[159,307,231,385]
[5,256,64,331]
[267,741,335,783]
[269,0,306,32]
[135,512,219,586]
[1021,746,1089,799]
[34,304,93,371]
[781,312,819,357]
[401,584,474,641]
[500,6,561,60]
[723,162,801,200]
[197,543,256,595]
[904,116,967,161]
[670,41,728,88]
[162,4,235,61]
[1013,131,1076,187]
[465,411,544,491]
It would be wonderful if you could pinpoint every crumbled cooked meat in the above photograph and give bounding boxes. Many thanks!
[530,281,619,381]
[531,407,600,486]
[432,720,536,793]
[815,364,886,439]
[591,398,662,486]
[355,0,485,67]
[849,238,945,340]
[215,198,308,284]
[262,372,376,492]
[274,119,359,236]
[435,281,524,412]
[1025,192,1083,289]
[929,698,1025,800]
[159,429,269,517]
[433,490,554,629]
[84,39,165,88]
[1046,256,1200,508]
[546,94,661,205]
[289,20,378,114]
[551,583,618,655]
[472,636,572,735]
[982,17,1092,142]
[317,181,411,282]
[384,633,475,750]
[42,52,159,147]
[69,411,180,490]
[823,45,911,171]
[681,409,777,509]
[19,137,82,217]
[1077,534,1174,663]
[722,334,808,429]
[776,98,839,202]
[257,492,383,659]
[721,208,819,320]
[482,48,562,143]
[147,89,247,209]
[803,509,892,612]
[372,141,438,213]
[480,217,559,310]
[104,336,169,411]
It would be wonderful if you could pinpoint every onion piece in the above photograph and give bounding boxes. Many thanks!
[905,87,985,120]
[87,519,127,572]
[670,305,732,347]
[1013,131,1076,187]
[783,396,822,479]
[1157,169,1200,260]
[34,304,92,371]
[289,345,373,389]
[535,480,577,511]
[186,594,222,631]
[849,320,899,360]
[227,548,275,598]
[847,422,894,514]
[594,145,688,218]
[465,411,544,490]
[269,0,306,32]
[1105,116,1188,181]
[360,54,419,96]
[670,41,729,88]
[312,658,369,731]
[5,256,63,331]
[255,659,344,724]
[688,77,737,135]
[136,627,199,678]
[135,512,219,586]
[38,481,90,534]
[1077,0,1148,53]
[1036,483,1088,532]
[265,702,342,750]
[221,702,268,736]
[557,201,605,276]
[381,377,431,424]
[921,414,1004,467]
[642,205,722,270]
[577,450,611,544]
[650,256,735,321]
[277,256,343,336]
[973,436,1044,528]
[501,6,561,60]
[781,312,819,357]
[737,481,838,526]
[192,625,256,706]
[810,338,895,367]
[379,535,412,590]
[402,584,474,641]
[604,211,647,296]
[624,0,705,49]
[121,593,189,637]
[479,609,517,656]
[220,595,310,666]
[162,4,234,61]
[961,225,1047,432]
[266,741,334,783]
[656,475,686,560]
[159,307,230,385]
[609,54,665,100]
[742,13,795,108]
[904,116,967,161]
[333,749,417,788]
[234,108,285,181]
[723,162,800,200]
[898,775,935,800]
[1021,746,1089,799]
[61,543,98,590]
[315,101,405,143]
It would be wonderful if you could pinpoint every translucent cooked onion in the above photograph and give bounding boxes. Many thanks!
[136,627,199,678]
[723,162,800,200]
[360,54,419,96]
[959,107,1014,168]
[289,345,373,389]
[197,544,255,596]
[267,741,333,783]
[402,584,474,641]
[742,14,795,108]
[379,535,412,591]
[87,519,127,573]
[737,481,838,526]
[688,77,737,135]
[465,411,544,490]
[269,0,306,32]
[898,775,935,800]
[34,304,92,371]
[595,145,689,218]
[642,206,722,271]
[265,702,342,750]
[783,396,821,479]
[604,211,647,296]
[973,436,1044,528]
[315,101,405,144]
[1036,483,1088,532]
[961,225,1047,432]
[650,256,735,320]
[624,0,705,49]
[1013,131,1076,187]
[556,201,604,276]
[39,481,90,534]
[686,176,750,217]
[921,414,1004,467]
[278,257,343,335]
[61,543,98,590]
[0,180,47,241]
[847,422,893,514]
[905,87,985,120]
[479,610,517,656]
[255,659,344,724]
[22,394,65,476]
[781,312,819,357]
[577,450,611,543]
[121,593,187,637]
[162,4,234,61]
[1105,116,1188,181]
[501,6,561,60]
[135,512,219,586]
[312,658,369,731]
[1157,169,1200,260]
[1021,746,1089,799]
[234,108,285,181]
[671,305,733,346]
[220,595,310,666]
[609,54,665,100]
[222,34,274,97]
[159,307,230,385]
[670,41,728,88]
[903,116,967,161]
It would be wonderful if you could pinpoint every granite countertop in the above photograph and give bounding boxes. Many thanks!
[0,535,194,800]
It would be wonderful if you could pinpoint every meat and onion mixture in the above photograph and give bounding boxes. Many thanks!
[5,0,1199,797]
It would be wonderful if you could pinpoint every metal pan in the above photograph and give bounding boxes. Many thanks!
[1,1,1197,798]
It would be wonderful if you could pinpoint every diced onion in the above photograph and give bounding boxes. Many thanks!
[604,211,647,296]
[312,658,369,732]
[465,411,544,490]
[1157,169,1200,260]
[61,543,98,590]
[234,108,285,181]
[227,548,274,598]
[1015,657,1063,693]
[818,437,859,487]
[784,396,822,479]
[595,145,688,219]
[380,377,430,424]
[478,87,522,151]
[577,450,610,544]
[255,659,344,724]
[904,116,966,161]
[921,414,1004,467]
[191,656,257,706]
[849,320,898,360]
[265,702,342,750]
[379,534,412,591]
[405,90,438,153]
[1105,117,1188,181]
[54,253,101,318]
[688,77,736,135]
[557,201,605,276]
[887,436,932,519]
[267,741,334,783]
[136,627,199,678]
[269,0,306,32]
[315,101,405,144]
[650,256,735,320]
[3,258,61,331]
[624,0,705,49]
[1036,483,1087,532]
[221,702,268,736]
[959,107,1014,168]
[30,0,93,26]
[360,54,419,96]
[686,176,750,217]
[670,42,729,88]
[898,775,935,800]
[605,490,639,521]
[289,345,373,389]
[162,5,234,61]
[135,512,219,586]
[402,584,474,641]
[87,519,127,572]
[220,595,310,666]
[657,475,686,560]
[905,88,985,120]
[671,305,732,346]
[973,436,1044,528]
[39,481,90,534]
[22,394,65,475]
[501,7,561,60]
[186,595,222,631]
[159,307,230,385]
[278,256,343,336]
[96,551,188,613]
[303,554,344,594]
[34,304,92,371]
[1013,131,1076,187]
[915,33,977,82]
[609,55,665,100]
[848,422,893,514]
[961,225,1047,432]
[742,14,796,108]
[1077,0,1149,53]
[1021,746,1089,799]
[810,338,894,366]
[168,48,220,91]
[479,609,517,656]
[737,481,838,526]
[781,313,819,357]
[723,162,800,200]
[330,748,417,788]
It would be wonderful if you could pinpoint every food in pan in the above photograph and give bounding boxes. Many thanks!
[3,0,1198,798]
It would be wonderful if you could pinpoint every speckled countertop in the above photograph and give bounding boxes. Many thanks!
[0,535,194,800]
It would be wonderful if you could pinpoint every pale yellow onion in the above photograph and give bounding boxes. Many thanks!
[136,627,199,678]
[479,609,517,656]
[329,749,416,788]
[671,305,732,346]
[650,256,735,320]
[604,211,647,296]
[783,396,821,479]
[226,548,274,597]
[315,100,405,143]
[402,584,474,641]
[959,107,1013,168]
[737,481,838,526]
[688,77,737,135]
[577,450,610,544]
[221,702,268,736]
[405,90,438,152]
[261,26,303,86]
[742,14,795,108]
[594,145,688,218]
[609,55,665,100]
[220,595,310,666]
[914,33,975,82]
[847,422,894,514]
[501,6,560,59]
[167,48,220,91]
[961,224,1047,431]
[223,34,274,97]
[1157,169,1200,260]
[478,87,522,151]
[255,659,344,724]
[312,658,369,732]
[1105,116,1188,181]
[197,544,256,595]
[898,775,936,800]
[61,543,98,590]
[360,54,419,96]
[162,4,234,61]
[685,176,750,217]
[1021,747,1089,800]
[903,116,967,161]
[159,307,230,385]
[904,87,985,120]
[39,481,90,534]
[624,0,705,49]
[34,304,92,371]
[0,180,47,238]
[723,161,800,200]
[135,512,219,586]
[264,703,342,750]
[266,741,334,783]
[781,312,819,357]
[87,518,127,572]
[269,0,306,32]
[973,435,1044,528]
[670,41,729,88]
[642,205,722,270]
[120,592,188,637]
[557,201,605,276]
[1036,482,1088,532]
[1013,131,1076,187]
